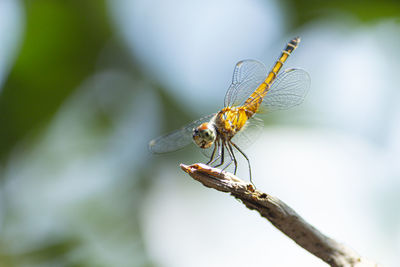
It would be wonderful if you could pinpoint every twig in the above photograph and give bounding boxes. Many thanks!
[180,163,378,267]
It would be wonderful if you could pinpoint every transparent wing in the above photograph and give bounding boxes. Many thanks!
[224,60,267,107]
[149,113,216,154]
[261,68,310,112]
[231,116,264,149]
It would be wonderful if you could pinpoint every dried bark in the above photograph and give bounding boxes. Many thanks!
[181,163,378,267]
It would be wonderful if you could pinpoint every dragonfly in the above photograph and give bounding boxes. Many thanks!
[149,37,310,184]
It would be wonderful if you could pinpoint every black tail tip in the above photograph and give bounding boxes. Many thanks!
[288,36,301,48]
[293,36,301,43]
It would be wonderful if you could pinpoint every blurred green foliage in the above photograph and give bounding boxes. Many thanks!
[284,0,400,27]
[0,0,112,160]
[0,238,81,267]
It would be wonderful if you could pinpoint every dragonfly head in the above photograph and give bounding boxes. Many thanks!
[193,123,217,149]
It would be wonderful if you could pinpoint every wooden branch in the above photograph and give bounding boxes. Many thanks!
[180,163,378,267]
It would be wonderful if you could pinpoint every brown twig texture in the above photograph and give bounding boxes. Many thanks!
[181,163,378,267]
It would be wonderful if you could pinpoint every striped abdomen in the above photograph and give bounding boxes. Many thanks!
[243,37,301,116]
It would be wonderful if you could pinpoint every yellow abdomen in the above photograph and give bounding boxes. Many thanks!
[243,37,301,115]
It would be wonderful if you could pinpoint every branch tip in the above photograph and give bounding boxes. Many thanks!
[180,163,378,267]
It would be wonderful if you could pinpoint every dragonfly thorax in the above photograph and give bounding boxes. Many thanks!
[193,122,217,149]
[215,106,249,139]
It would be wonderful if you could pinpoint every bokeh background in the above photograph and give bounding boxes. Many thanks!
[0,0,399,266]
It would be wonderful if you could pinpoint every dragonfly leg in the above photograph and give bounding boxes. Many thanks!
[213,141,225,168]
[206,141,218,165]
[221,141,234,171]
[224,142,237,174]
[231,141,253,186]
[209,139,221,165]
